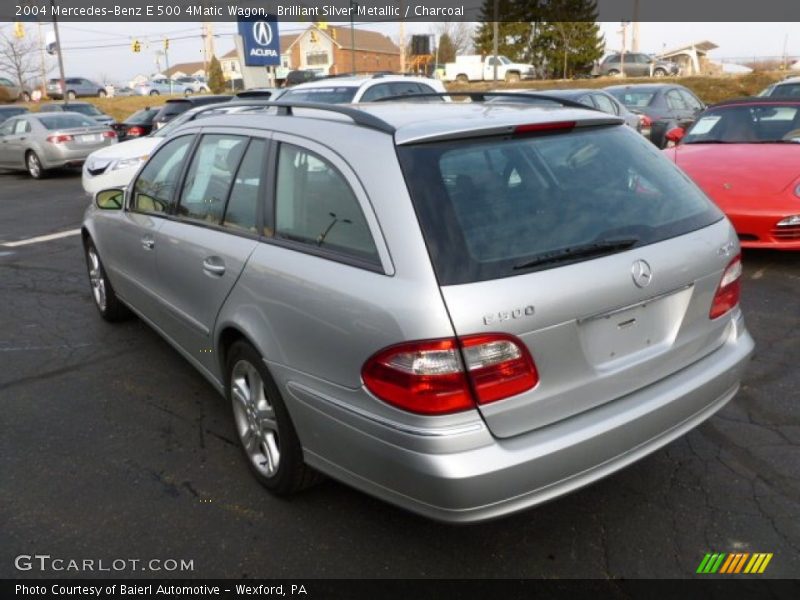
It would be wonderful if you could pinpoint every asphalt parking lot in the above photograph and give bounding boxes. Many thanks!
[1,172,798,579]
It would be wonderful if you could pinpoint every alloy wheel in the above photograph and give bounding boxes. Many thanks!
[87,246,107,311]
[231,359,281,477]
[27,153,41,178]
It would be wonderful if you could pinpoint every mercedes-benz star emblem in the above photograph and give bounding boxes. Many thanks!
[631,259,653,288]
[253,21,273,47]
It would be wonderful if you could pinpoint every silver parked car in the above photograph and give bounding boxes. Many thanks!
[0,112,116,178]
[47,77,107,99]
[597,53,680,77]
[81,101,753,522]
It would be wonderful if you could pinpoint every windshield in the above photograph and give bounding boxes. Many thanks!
[683,104,800,144]
[38,114,97,129]
[607,89,656,108]
[65,104,102,116]
[279,86,358,104]
[397,125,721,284]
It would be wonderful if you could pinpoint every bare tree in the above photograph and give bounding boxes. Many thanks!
[0,31,40,89]
[435,21,474,56]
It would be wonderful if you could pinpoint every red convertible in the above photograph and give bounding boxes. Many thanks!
[663,98,800,249]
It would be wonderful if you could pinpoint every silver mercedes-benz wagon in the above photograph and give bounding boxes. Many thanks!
[82,98,754,522]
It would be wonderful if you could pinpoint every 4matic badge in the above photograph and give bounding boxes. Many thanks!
[483,305,535,325]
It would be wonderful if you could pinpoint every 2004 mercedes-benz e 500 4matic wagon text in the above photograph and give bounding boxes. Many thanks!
[81,99,754,522]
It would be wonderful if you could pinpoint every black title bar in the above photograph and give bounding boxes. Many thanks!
[6,0,800,22]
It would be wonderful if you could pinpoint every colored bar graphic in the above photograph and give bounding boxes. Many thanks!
[698,552,773,574]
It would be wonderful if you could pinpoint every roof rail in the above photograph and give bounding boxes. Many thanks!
[372,91,597,111]
[240,100,397,134]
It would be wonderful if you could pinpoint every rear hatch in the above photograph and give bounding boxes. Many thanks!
[397,121,737,437]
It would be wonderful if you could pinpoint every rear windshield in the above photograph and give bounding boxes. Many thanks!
[64,104,101,116]
[280,86,358,104]
[160,102,191,117]
[37,114,97,129]
[607,90,655,108]
[398,125,722,285]
[126,108,160,124]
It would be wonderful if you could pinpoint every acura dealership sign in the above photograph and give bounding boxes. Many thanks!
[237,16,280,66]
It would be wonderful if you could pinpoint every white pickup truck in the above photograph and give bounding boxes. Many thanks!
[444,55,537,83]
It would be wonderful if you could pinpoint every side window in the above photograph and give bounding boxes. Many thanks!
[0,119,17,136]
[592,93,618,115]
[177,134,248,224]
[132,135,194,214]
[679,90,704,111]
[223,138,266,234]
[13,120,30,134]
[360,83,394,102]
[666,90,688,110]
[275,143,379,265]
[606,54,620,63]
[0,77,12,86]
[577,95,594,109]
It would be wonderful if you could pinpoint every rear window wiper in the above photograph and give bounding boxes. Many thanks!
[513,238,639,271]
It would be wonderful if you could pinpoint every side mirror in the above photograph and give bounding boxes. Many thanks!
[95,188,124,210]
[665,127,685,143]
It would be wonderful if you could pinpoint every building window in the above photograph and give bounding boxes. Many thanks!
[306,51,329,66]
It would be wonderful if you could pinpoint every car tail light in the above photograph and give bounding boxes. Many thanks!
[709,254,742,319]
[639,114,652,127]
[514,121,575,135]
[362,334,538,415]
[46,134,73,143]
[102,130,116,139]
[127,126,145,137]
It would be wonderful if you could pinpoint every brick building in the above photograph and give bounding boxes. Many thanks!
[284,25,401,75]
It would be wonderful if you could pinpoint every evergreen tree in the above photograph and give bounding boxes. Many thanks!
[207,56,225,94]
[473,0,603,77]
[535,0,604,78]
[473,0,537,62]
[437,33,456,64]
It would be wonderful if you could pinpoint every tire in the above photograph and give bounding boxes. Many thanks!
[67,90,76,100]
[26,151,45,179]
[607,69,621,77]
[505,71,521,83]
[653,68,667,77]
[84,238,132,322]
[149,90,159,96]
[199,87,208,94]
[98,89,107,97]
[20,91,30,102]
[184,89,192,97]
[227,341,321,495]
[456,74,469,84]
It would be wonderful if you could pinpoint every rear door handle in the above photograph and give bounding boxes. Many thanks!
[202,257,226,276]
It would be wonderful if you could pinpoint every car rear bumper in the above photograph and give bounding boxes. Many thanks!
[41,143,113,169]
[282,310,753,523]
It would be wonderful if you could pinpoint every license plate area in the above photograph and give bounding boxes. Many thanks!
[80,134,100,143]
[578,284,693,370]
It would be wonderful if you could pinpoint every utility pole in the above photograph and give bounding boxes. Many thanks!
[399,7,406,73]
[632,0,640,52]
[49,0,66,104]
[37,22,47,97]
[350,0,357,74]
[492,0,499,81]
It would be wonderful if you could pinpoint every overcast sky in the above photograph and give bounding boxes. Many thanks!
[1,21,796,83]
